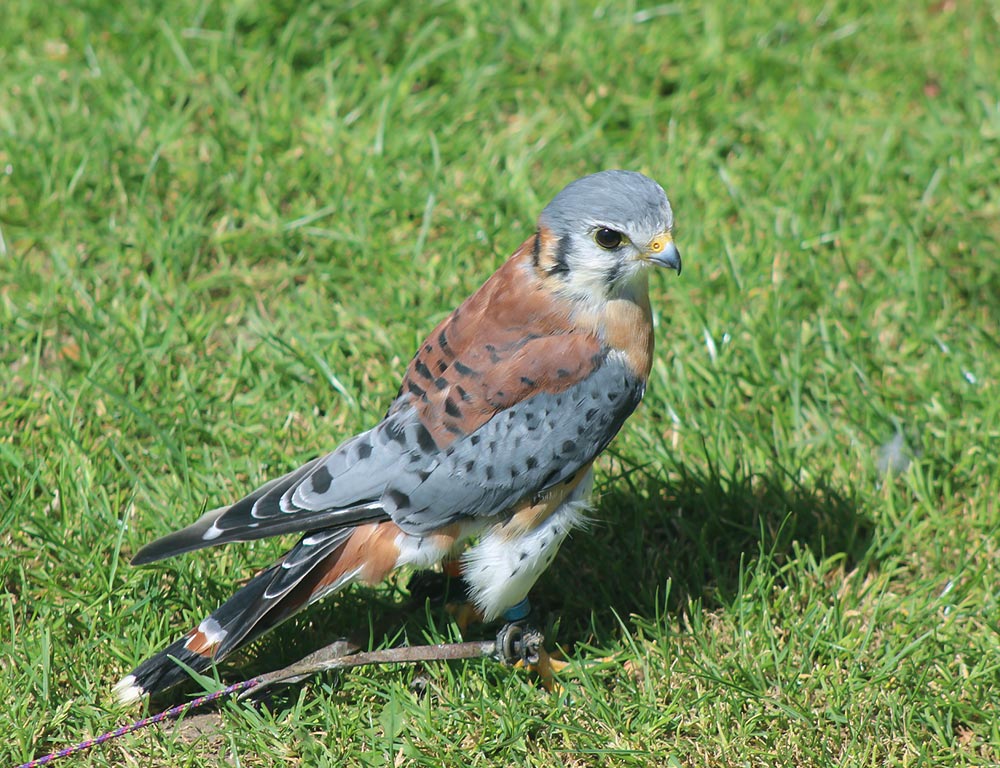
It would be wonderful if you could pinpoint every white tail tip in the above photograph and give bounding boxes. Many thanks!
[113,674,146,705]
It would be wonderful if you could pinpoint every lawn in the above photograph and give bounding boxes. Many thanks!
[2,0,999,765]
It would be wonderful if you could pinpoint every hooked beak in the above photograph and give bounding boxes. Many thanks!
[647,233,682,275]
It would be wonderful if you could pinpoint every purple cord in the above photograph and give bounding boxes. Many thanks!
[15,678,260,768]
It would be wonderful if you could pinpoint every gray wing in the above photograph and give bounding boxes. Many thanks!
[383,355,645,533]
[130,408,439,564]
[132,355,642,564]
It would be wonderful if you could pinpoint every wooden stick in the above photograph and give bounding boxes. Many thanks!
[241,635,529,698]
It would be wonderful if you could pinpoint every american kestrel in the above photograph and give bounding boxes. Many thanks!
[115,170,681,703]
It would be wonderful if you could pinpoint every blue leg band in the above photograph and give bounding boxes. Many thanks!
[503,597,531,622]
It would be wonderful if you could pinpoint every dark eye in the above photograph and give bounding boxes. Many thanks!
[594,228,623,249]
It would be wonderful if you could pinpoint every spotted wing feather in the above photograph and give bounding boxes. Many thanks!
[130,410,432,565]
[384,353,645,532]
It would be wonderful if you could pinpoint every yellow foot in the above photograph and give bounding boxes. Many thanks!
[534,646,569,692]
[517,651,633,691]
[512,646,569,692]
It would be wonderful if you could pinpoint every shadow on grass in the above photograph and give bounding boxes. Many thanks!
[145,459,873,711]
[540,458,874,647]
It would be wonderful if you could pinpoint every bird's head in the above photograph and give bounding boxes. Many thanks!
[536,170,680,304]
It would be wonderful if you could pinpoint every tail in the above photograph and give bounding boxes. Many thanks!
[114,564,281,703]
[115,525,376,703]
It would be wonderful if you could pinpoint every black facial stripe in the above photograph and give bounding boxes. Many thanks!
[549,236,571,277]
[605,260,624,285]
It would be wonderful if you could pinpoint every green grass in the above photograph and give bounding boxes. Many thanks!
[2,0,999,765]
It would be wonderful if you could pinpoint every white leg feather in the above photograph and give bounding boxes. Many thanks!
[462,469,593,620]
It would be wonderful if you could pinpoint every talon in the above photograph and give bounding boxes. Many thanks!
[533,646,567,692]
[503,640,566,692]
[540,652,571,675]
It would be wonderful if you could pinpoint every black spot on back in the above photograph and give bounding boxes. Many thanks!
[413,424,437,453]
[414,359,433,381]
[454,360,479,377]
[438,329,453,357]
[407,380,427,399]
[310,464,333,495]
